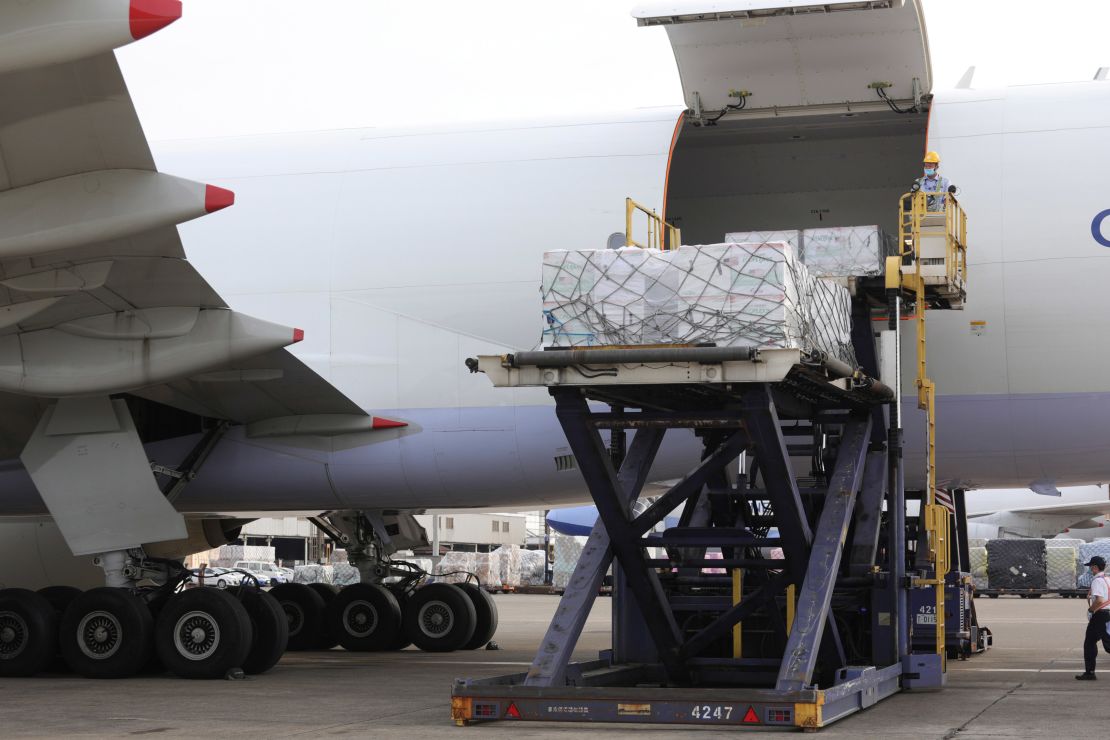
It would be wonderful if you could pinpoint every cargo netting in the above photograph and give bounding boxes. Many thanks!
[986,538,1047,590]
[541,243,855,366]
[1078,540,1110,588]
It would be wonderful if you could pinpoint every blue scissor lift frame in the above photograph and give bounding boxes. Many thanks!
[454,299,951,731]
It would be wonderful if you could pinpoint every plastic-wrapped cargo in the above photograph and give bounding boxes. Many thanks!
[969,546,988,590]
[293,564,334,584]
[472,553,502,590]
[210,544,276,568]
[986,539,1047,590]
[433,552,478,584]
[553,534,586,590]
[967,538,988,550]
[519,549,547,586]
[724,229,801,253]
[332,563,360,587]
[490,545,522,587]
[541,243,855,366]
[1077,540,1110,588]
[801,226,894,277]
[1046,546,1079,590]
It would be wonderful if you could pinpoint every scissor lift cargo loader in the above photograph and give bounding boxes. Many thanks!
[452,191,976,731]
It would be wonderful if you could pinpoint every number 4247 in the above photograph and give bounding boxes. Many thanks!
[691,705,733,720]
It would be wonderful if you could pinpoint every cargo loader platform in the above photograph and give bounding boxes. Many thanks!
[456,339,924,731]
[453,188,979,731]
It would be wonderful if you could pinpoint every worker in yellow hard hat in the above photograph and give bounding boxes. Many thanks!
[914,151,952,212]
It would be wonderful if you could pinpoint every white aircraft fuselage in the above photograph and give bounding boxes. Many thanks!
[4,2,1110,518]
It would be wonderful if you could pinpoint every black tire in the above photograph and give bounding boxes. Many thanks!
[0,588,58,676]
[215,579,228,590]
[456,583,499,650]
[386,587,413,651]
[403,583,476,652]
[155,588,252,680]
[326,584,401,652]
[60,587,152,678]
[305,583,340,648]
[36,586,83,615]
[230,588,288,674]
[269,584,327,651]
[36,585,82,672]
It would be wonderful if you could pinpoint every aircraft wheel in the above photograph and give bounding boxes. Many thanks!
[306,584,340,648]
[385,587,413,650]
[230,587,288,674]
[155,588,252,680]
[36,586,82,672]
[0,588,58,677]
[269,583,326,651]
[403,583,476,652]
[327,583,401,652]
[456,583,498,650]
[60,587,152,678]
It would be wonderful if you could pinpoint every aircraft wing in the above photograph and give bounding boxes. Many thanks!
[0,8,364,439]
[970,501,1110,521]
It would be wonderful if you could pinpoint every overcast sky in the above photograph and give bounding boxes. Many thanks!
[117,0,1110,141]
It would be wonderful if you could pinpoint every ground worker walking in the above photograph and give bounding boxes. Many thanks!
[1076,555,1110,680]
[915,151,951,212]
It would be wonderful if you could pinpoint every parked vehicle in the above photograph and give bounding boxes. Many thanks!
[234,560,287,586]
[188,568,249,590]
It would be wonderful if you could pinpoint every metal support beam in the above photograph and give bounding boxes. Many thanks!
[552,389,688,683]
[630,430,748,536]
[848,450,889,576]
[529,426,665,685]
[777,417,872,692]
[742,385,812,585]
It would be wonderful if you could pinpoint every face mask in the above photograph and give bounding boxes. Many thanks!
[924,167,937,177]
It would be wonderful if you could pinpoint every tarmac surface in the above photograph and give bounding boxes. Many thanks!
[0,595,1104,738]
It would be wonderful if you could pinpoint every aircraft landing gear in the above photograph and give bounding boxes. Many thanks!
[0,588,58,677]
[154,588,252,680]
[60,587,153,679]
[304,510,499,654]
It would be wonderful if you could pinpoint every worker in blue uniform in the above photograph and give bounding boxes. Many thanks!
[914,151,952,212]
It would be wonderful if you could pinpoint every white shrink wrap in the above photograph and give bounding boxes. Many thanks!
[969,547,988,591]
[1046,546,1079,590]
[553,534,586,590]
[724,229,802,253]
[332,563,360,587]
[433,552,478,584]
[519,549,547,586]
[801,225,895,277]
[541,243,855,365]
[293,564,334,584]
[490,545,522,587]
[1077,540,1110,588]
[472,553,502,590]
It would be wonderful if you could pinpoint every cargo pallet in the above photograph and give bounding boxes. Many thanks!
[452,190,978,731]
[977,588,1088,599]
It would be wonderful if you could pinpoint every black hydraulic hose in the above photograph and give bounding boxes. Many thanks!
[508,346,758,367]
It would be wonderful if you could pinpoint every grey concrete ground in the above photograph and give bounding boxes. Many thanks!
[0,595,1103,738]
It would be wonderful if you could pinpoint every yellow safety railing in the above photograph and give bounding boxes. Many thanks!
[897,189,968,290]
[625,197,681,251]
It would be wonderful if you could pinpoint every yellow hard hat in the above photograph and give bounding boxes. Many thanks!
[923,151,940,164]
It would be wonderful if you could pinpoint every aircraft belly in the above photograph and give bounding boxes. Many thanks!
[905,391,1110,489]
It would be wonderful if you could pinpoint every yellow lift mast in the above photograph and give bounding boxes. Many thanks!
[887,186,968,661]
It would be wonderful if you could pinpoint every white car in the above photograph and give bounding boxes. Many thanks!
[233,560,287,586]
[189,567,248,590]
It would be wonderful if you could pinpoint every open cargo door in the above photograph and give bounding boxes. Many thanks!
[634,1,932,116]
